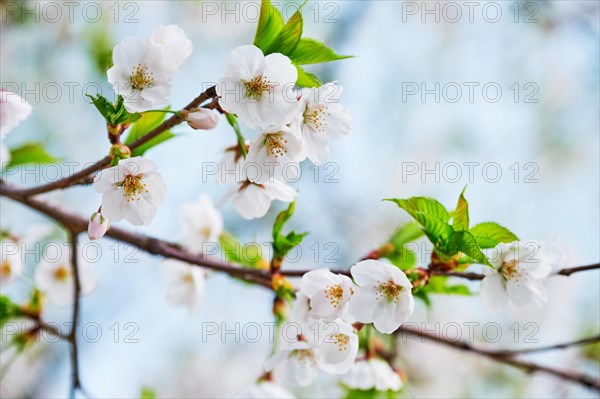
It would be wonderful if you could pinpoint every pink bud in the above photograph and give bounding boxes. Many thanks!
[186,109,218,130]
[88,213,109,240]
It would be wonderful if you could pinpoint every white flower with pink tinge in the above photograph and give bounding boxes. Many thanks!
[1,90,32,163]
[342,358,403,391]
[234,381,295,399]
[163,259,206,312]
[34,245,97,306]
[480,241,555,310]
[348,260,414,334]
[93,157,166,226]
[217,45,299,130]
[178,195,223,254]
[221,179,296,220]
[299,268,355,320]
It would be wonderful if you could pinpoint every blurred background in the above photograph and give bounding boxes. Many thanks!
[1,1,599,398]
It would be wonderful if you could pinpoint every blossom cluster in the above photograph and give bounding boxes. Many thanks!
[216,44,352,219]
[264,260,409,391]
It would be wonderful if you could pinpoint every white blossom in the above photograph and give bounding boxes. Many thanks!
[299,269,354,320]
[178,195,223,254]
[246,126,305,184]
[216,145,247,184]
[265,319,358,386]
[1,90,32,163]
[296,83,352,164]
[93,156,166,226]
[163,259,205,312]
[149,25,193,73]
[221,180,296,220]
[34,245,96,305]
[480,241,554,310]
[217,45,299,129]
[235,381,295,399]
[342,358,403,392]
[348,260,414,334]
[87,212,109,240]
[1,240,23,288]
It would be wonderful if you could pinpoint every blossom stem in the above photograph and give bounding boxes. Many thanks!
[225,113,248,158]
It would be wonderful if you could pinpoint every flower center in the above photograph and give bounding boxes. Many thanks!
[334,333,349,352]
[53,265,70,281]
[121,175,148,202]
[499,259,520,282]
[295,349,317,367]
[324,284,344,308]
[375,281,404,304]
[182,272,195,283]
[130,64,154,90]
[244,75,271,100]
[1,261,11,277]
[265,133,288,158]
[200,226,212,238]
[304,105,330,133]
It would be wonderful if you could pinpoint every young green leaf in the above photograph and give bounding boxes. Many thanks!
[264,8,303,55]
[289,38,352,65]
[86,94,140,125]
[140,387,156,399]
[453,230,491,266]
[253,0,285,51]
[7,142,57,168]
[424,276,472,296]
[219,232,266,269]
[386,197,450,222]
[470,222,519,249]
[386,245,417,270]
[389,222,424,247]
[295,65,322,88]
[0,295,24,327]
[452,187,469,231]
[272,201,308,259]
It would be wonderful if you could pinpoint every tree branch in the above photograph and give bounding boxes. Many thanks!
[10,86,217,197]
[68,230,81,399]
[397,325,600,391]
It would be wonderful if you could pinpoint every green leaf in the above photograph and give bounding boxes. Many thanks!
[6,142,57,168]
[124,110,174,156]
[424,276,472,296]
[140,387,156,399]
[219,233,266,269]
[413,289,431,308]
[389,222,424,247]
[295,65,322,88]
[0,296,24,327]
[386,197,450,222]
[289,38,352,65]
[453,230,491,266]
[452,187,469,231]
[470,222,519,249]
[86,94,140,126]
[254,0,285,51]
[386,245,417,270]
[264,8,303,55]
[272,201,308,259]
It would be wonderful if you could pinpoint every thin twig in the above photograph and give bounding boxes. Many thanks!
[397,325,600,391]
[68,230,81,399]
[11,86,217,197]
[493,335,600,356]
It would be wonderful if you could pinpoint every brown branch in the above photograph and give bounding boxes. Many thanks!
[67,230,81,399]
[493,335,600,356]
[397,325,600,391]
[11,86,217,197]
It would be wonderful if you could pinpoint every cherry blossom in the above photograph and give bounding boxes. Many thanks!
[342,358,403,391]
[93,157,166,226]
[1,240,23,288]
[234,381,295,399]
[245,126,305,184]
[149,25,193,72]
[221,179,296,220]
[348,260,414,334]
[216,145,247,184]
[265,319,358,386]
[217,45,298,129]
[186,108,219,130]
[87,212,110,240]
[178,195,223,254]
[299,268,354,320]
[296,83,352,164]
[34,245,96,305]
[163,259,206,312]
[1,90,32,163]
[480,241,554,310]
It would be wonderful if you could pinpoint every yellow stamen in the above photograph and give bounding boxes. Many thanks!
[130,64,154,90]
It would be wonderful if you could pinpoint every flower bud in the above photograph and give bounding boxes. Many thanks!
[88,212,109,240]
[186,108,218,130]
[109,144,131,166]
